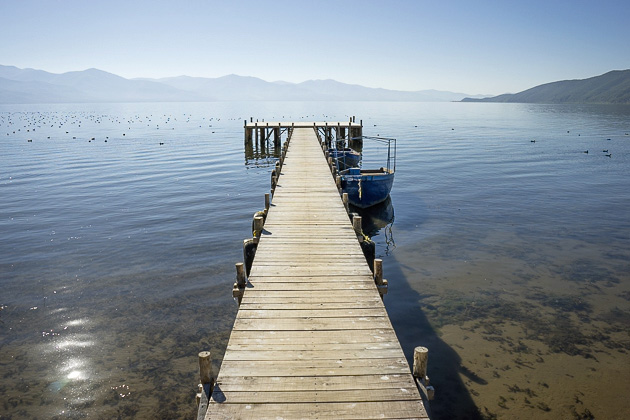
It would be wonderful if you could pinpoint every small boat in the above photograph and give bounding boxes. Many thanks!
[340,136,396,208]
[341,167,394,208]
[328,147,361,169]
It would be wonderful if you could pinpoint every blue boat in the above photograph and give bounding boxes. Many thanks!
[340,136,396,208]
[328,147,361,169]
[341,167,394,208]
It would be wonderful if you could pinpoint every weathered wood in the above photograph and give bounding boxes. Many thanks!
[205,126,427,419]
[206,401,427,420]
[198,351,213,385]
[413,346,429,379]
[218,358,411,377]
[211,388,421,404]
[253,215,264,237]
[214,373,415,391]
[196,383,211,420]
[374,258,383,285]
[235,263,245,287]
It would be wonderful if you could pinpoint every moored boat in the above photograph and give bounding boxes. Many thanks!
[339,136,396,208]
[328,147,361,169]
[340,167,394,208]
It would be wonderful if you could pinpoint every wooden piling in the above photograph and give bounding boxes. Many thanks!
[353,215,363,242]
[235,262,246,287]
[413,346,429,380]
[374,259,383,285]
[253,215,264,235]
[273,127,280,147]
[198,351,213,385]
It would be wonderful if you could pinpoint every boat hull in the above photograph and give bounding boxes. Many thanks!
[341,168,394,208]
[329,148,361,169]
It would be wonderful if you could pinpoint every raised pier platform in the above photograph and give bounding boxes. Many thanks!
[244,120,363,149]
[201,126,429,419]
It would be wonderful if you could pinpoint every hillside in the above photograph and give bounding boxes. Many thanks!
[462,70,630,104]
[0,65,479,103]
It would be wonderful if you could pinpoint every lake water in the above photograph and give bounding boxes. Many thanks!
[1,102,629,419]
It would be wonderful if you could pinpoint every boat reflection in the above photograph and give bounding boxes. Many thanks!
[349,195,395,254]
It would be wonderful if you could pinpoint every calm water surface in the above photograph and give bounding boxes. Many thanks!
[1,102,629,419]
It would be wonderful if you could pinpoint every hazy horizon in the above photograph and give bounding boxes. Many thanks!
[1,0,629,96]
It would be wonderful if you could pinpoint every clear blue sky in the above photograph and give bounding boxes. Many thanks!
[1,0,629,95]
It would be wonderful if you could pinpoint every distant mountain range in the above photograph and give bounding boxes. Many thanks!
[462,70,630,104]
[0,65,482,104]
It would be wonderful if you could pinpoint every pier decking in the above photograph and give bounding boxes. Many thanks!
[203,126,429,419]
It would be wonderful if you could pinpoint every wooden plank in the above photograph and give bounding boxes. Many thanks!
[226,342,402,352]
[232,317,394,331]
[244,276,372,284]
[211,388,421,404]
[222,348,404,361]
[239,301,384,310]
[214,374,415,391]
[239,295,383,304]
[252,255,367,263]
[207,401,427,420]
[236,308,387,318]
[252,246,362,253]
[239,289,379,298]
[248,267,373,277]
[217,358,411,377]
[239,283,374,292]
[242,282,375,290]
[226,329,399,345]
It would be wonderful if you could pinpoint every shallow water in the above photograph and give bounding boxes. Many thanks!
[1,102,629,419]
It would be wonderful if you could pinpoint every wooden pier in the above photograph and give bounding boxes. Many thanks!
[199,124,430,419]
[244,119,363,150]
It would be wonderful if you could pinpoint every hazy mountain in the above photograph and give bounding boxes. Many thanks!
[0,65,203,103]
[461,70,630,104]
[151,75,476,101]
[293,79,438,101]
[0,76,94,103]
[0,64,480,103]
[152,74,315,101]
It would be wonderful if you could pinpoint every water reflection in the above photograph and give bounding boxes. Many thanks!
[350,196,396,254]
[243,134,281,167]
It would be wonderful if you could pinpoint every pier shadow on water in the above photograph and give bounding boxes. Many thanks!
[384,256,484,420]
[358,198,483,418]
